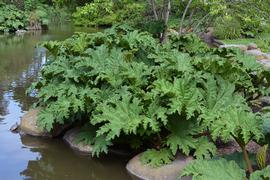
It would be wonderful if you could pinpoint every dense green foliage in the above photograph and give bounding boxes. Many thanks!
[181,158,270,180]
[72,0,145,27]
[0,3,26,32]
[70,0,270,39]
[0,0,71,32]
[29,25,270,178]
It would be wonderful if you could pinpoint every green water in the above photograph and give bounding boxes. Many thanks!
[0,27,131,180]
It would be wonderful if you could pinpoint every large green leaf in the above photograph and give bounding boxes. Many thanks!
[180,159,246,180]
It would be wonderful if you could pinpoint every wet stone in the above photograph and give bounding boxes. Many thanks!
[63,127,93,154]
[20,108,69,137]
[126,153,193,180]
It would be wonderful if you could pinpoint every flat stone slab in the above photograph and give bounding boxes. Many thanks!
[257,59,270,68]
[126,153,193,180]
[220,44,248,51]
[246,49,268,60]
[63,127,93,154]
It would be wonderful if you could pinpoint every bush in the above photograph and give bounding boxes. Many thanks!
[72,0,145,27]
[29,26,270,173]
[213,16,242,39]
[72,0,114,27]
[0,3,26,32]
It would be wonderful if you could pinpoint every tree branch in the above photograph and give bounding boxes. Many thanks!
[178,0,193,35]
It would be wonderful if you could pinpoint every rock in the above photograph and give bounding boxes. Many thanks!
[126,153,193,180]
[258,96,270,105]
[10,122,19,133]
[16,29,27,35]
[218,141,261,155]
[247,43,258,50]
[20,108,69,137]
[220,44,248,51]
[63,127,93,154]
[245,49,267,60]
[257,59,270,68]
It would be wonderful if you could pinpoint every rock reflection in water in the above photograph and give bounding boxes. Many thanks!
[20,135,130,180]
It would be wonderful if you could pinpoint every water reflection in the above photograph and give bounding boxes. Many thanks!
[20,136,129,180]
[0,27,130,180]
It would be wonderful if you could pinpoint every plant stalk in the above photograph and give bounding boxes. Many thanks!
[233,135,254,174]
[242,146,254,174]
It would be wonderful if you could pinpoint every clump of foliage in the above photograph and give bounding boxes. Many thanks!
[213,16,242,39]
[29,25,270,178]
[72,0,114,27]
[0,3,26,32]
[72,0,145,27]
[0,0,72,32]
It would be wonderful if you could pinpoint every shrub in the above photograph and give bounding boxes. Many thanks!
[72,0,114,27]
[0,3,26,32]
[213,16,242,39]
[29,25,270,170]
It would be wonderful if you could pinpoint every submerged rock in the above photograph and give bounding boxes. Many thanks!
[126,153,193,180]
[63,128,93,154]
[20,108,69,137]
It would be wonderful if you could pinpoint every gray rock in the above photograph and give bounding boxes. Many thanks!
[218,140,261,155]
[10,122,19,133]
[20,108,69,137]
[246,49,267,60]
[126,153,193,180]
[247,43,258,50]
[63,128,93,154]
[220,44,248,51]
[257,59,270,68]
[259,96,270,105]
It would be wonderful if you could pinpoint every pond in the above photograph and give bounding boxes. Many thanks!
[0,26,131,180]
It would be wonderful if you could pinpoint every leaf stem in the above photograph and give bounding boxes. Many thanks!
[233,135,254,174]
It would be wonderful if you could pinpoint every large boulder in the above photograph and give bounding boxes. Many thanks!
[126,153,193,180]
[63,128,93,154]
[20,108,70,137]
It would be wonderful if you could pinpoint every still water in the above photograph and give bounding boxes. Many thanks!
[0,27,131,180]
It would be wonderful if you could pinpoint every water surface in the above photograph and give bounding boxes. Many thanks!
[0,26,131,180]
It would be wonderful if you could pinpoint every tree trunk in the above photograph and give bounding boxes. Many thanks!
[148,0,159,21]
[160,0,171,43]
[178,0,193,35]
